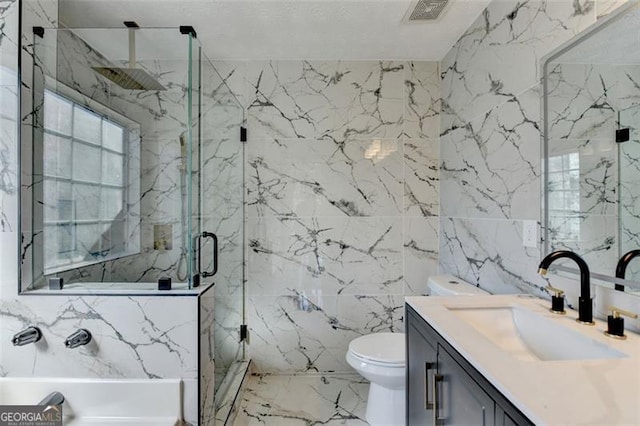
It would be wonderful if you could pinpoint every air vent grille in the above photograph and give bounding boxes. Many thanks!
[407,0,449,21]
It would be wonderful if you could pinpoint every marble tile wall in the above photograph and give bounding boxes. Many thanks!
[437,0,621,296]
[243,60,440,373]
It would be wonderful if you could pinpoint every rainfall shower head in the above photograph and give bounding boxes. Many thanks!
[92,22,166,91]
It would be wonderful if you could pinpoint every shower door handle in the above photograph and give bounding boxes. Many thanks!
[200,232,218,278]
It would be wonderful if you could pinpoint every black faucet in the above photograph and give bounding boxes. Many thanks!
[538,250,594,325]
[12,326,42,346]
[64,329,92,348]
[614,249,640,291]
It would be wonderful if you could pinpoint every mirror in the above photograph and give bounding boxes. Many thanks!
[543,2,640,289]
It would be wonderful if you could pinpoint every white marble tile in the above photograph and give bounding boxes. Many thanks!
[547,138,617,217]
[212,61,248,110]
[596,0,629,19]
[0,295,198,378]
[200,290,216,426]
[439,217,547,296]
[247,138,403,218]
[0,92,18,233]
[441,86,541,220]
[404,61,440,140]
[247,294,403,374]
[234,374,368,426]
[548,213,617,278]
[404,138,438,217]
[404,216,439,296]
[247,216,403,297]
[0,0,19,72]
[247,61,404,142]
[546,63,616,141]
[441,0,596,127]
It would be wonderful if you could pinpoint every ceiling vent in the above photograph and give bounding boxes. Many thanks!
[404,0,450,22]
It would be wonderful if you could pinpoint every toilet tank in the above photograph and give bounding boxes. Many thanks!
[427,274,489,296]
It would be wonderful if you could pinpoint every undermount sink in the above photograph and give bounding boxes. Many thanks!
[448,306,627,361]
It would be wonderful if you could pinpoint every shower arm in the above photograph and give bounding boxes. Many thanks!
[128,28,136,68]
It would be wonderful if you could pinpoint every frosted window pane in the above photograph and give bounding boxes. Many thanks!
[102,152,124,186]
[73,184,100,221]
[102,188,123,220]
[73,106,101,144]
[75,224,101,258]
[43,180,72,222]
[102,221,126,255]
[44,91,72,135]
[103,121,124,153]
[73,142,101,182]
[43,133,71,178]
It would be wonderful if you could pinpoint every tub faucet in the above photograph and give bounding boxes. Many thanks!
[65,329,92,348]
[38,391,64,407]
[615,249,640,291]
[12,326,42,346]
[538,250,594,325]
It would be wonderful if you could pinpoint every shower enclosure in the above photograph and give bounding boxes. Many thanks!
[20,24,245,411]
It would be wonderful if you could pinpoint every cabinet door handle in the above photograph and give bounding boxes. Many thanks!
[434,374,444,426]
[424,362,434,410]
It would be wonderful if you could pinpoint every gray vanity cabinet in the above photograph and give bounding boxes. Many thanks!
[406,305,533,426]
[406,319,438,425]
[437,346,495,425]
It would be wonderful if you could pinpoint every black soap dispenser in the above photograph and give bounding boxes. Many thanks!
[604,306,638,340]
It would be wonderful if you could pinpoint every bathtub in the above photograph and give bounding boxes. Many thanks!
[0,377,183,425]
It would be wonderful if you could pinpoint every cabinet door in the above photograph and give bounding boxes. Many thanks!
[407,321,438,426]
[435,345,495,426]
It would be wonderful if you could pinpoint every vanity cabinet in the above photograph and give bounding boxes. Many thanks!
[406,305,533,426]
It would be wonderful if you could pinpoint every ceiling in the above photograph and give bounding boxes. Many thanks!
[58,0,491,61]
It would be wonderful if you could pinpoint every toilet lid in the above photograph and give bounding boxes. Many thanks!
[349,333,405,366]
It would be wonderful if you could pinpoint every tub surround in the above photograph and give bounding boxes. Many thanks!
[1,283,214,424]
[407,295,640,424]
[0,377,182,425]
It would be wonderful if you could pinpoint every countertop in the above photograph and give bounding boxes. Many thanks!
[406,295,640,425]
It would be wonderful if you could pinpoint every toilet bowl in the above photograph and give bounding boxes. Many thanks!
[346,333,405,425]
[346,274,488,426]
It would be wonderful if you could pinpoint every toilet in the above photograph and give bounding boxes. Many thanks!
[346,274,489,426]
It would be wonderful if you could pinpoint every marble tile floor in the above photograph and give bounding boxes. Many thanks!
[233,373,370,425]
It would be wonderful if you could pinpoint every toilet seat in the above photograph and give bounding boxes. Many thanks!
[348,333,405,367]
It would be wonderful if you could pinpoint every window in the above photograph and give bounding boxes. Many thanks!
[42,89,132,273]
[548,152,580,241]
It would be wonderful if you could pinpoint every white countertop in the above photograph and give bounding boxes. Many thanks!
[406,295,640,425]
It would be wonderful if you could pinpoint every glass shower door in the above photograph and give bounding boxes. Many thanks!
[193,49,246,399]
